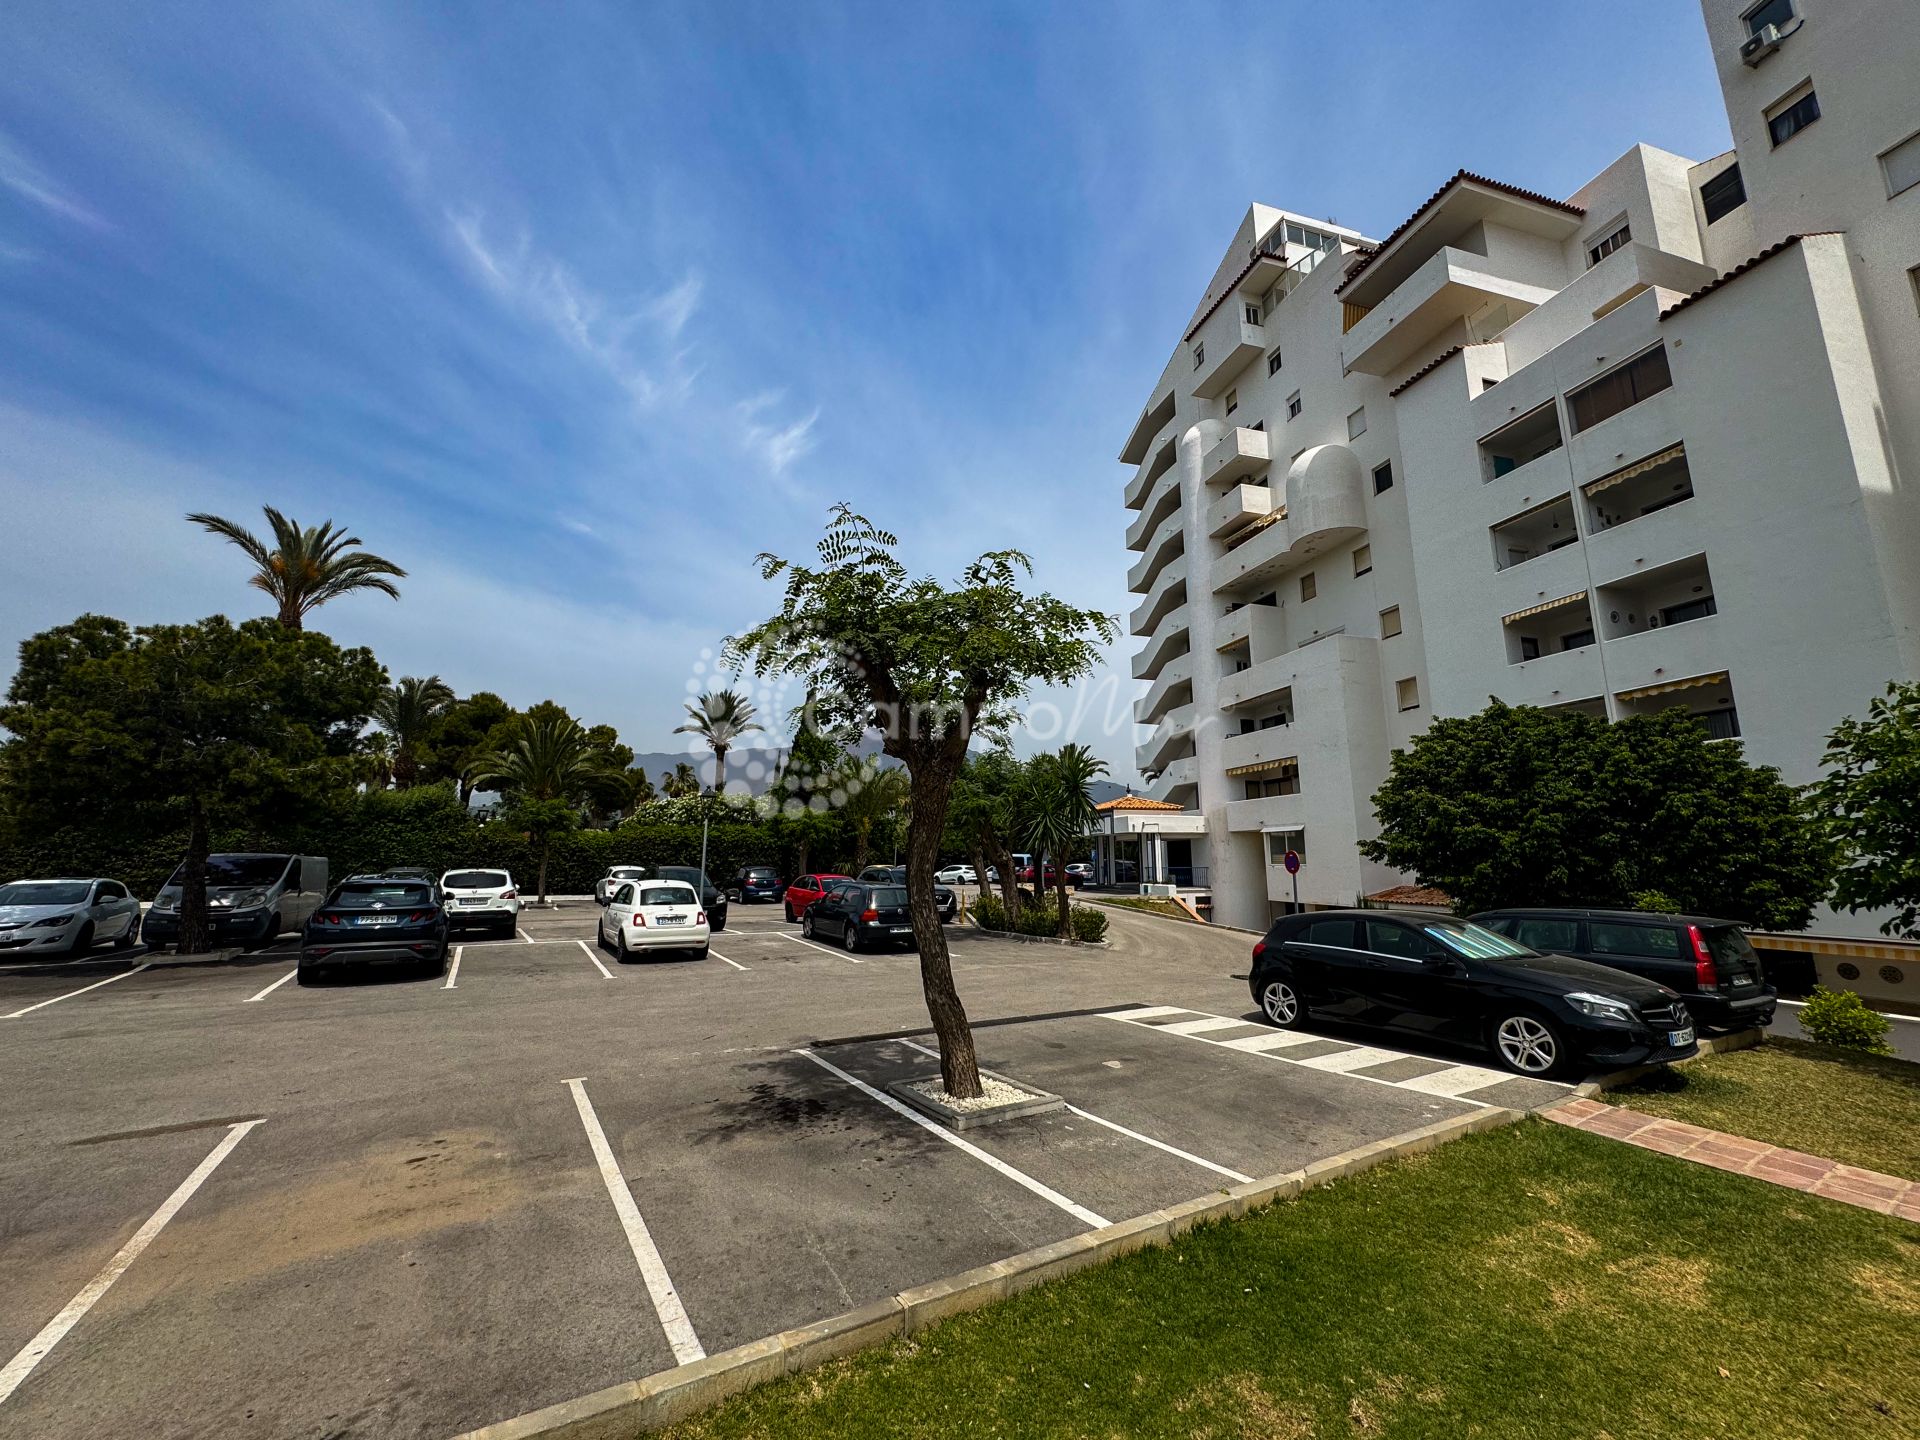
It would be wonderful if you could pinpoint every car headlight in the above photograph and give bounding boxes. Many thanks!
[234,890,269,909]
[1565,991,1637,1023]
[151,895,176,912]
[33,914,75,929]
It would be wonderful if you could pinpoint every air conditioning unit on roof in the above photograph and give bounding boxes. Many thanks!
[1739,23,1784,65]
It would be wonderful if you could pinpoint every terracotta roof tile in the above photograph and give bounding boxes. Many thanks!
[1096,795,1187,812]
[1388,346,1465,398]
[1658,233,1839,319]
[1335,170,1585,297]
[1367,884,1454,908]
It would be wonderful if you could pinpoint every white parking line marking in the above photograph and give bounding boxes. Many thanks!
[443,946,462,990]
[790,934,862,964]
[4,964,152,1019]
[709,950,749,971]
[562,1079,705,1365]
[1775,996,1918,1024]
[1103,1005,1191,1021]
[242,967,298,1003]
[896,1040,1253,1185]
[575,939,617,980]
[796,1048,1107,1227]
[515,928,536,944]
[1397,1065,1516,1098]
[1294,1045,1407,1074]
[1158,1016,1257,1036]
[1217,1031,1328,1054]
[0,1119,261,1404]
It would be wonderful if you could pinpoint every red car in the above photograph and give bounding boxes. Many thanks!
[784,874,850,923]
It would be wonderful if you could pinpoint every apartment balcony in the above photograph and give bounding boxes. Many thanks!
[1584,485,1702,591]
[1123,432,1179,510]
[1129,556,1188,636]
[1493,640,1607,710]
[1126,511,1185,594]
[1221,725,1297,776]
[1342,246,1556,377]
[1189,312,1268,400]
[1136,705,1196,775]
[1214,604,1254,652]
[1218,653,1294,711]
[1209,445,1366,600]
[1603,613,1727,705]
[1119,390,1177,468]
[1125,462,1183,548]
[1201,426,1271,487]
[1146,755,1199,807]
[1206,482,1274,539]
[1131,603,1190,680]
[1224,791,1308,835]
[1135,652,1194,727]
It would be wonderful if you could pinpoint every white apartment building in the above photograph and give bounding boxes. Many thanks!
[1119,0,1920,935]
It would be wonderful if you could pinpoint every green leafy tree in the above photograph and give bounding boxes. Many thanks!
[1361,701,1833,927]
[467,712,624,902]
[625,769,658,808]
[373,675,455,789]
[1814,680,1920,939]
[421,691,515,804]
[187,506,406,630]
[839,758,910,872]
[767,704,850,879]
[661,762,700,799]
[726,506,1115,1097]
[950,750,1024,911]
[0,614,384,951]
[1023,744,1108,937]
[675,689,760,794]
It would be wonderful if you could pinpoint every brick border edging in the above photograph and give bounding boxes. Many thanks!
[449,1107,1525,1440]
[1562,1026,1765,1100]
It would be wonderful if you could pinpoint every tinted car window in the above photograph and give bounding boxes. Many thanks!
[1514,918,1580,952]
[638,885,697,906]
[445,871,509,889]
[613,884,634,904]
[1366,920,1430,960]
[1298,918,1357,947]
[0,882,92,906]
[870,887,908,908]
[172,856,291,887]
[334,883,433,907]
[1425,921,1534,959]
[1701,925,1758,973]
[1590,922,1681,958]
[744,868,778,880]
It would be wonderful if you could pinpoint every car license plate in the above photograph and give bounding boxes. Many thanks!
[890,926,911,935]
[458,897,485,906]
[657,915,685,925]
[1668,1027,1695,1048]
[356,915,399,926]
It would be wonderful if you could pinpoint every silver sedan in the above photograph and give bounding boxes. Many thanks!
[0,878,143,958]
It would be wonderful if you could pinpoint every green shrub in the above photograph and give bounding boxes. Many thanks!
[1069,905,1108,943]
[1630,889,1681,914]
[970,892,1106,943]
[1797,986,1893,1054]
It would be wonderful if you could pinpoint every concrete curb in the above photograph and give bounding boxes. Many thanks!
[963,917,1110,949]
[1082,898,1265,937]
[449,1106,1526,1440]
[1563,1026,1766,1100]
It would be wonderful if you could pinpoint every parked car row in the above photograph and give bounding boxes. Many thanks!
[1246,903,1782,1079]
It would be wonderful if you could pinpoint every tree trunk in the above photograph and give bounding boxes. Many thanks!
[853,820,871,874]
[903,760,981,1098]
[994,842,1020,922]
[178,802,213,955]
[1055,859,1073,939]
[537,835,550,905]
[713,742,728,795]
[971,845,991,915]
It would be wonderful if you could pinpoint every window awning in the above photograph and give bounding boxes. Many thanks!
[1225,756,1299,779]
[1616,669,1728,702]
[1502,591,1588,625]
[1584,443,1685,496]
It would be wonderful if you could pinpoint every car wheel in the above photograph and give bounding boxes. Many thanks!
[843,923,860,955]
[694,945,709,960]
[711,913,726,933]
[66,920,96,958]
[1491,1011,1567,1078]
[614,928,632,964]
[784,903,796,923]
[114,918,140,950]
[1258,978,1304,1028]
[803,912,816,939]
[296,964,323,986]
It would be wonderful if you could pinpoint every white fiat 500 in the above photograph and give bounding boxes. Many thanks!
[598,880,709,961]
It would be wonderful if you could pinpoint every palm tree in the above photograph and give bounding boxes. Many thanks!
[661,762,699,799]
[361,731,395,791]
[840,758,910,872]
[674,688,760,794]
[1023,744,1108,937]
[187,506,406,629]
[466,713,621,903]
[373,675,455,788]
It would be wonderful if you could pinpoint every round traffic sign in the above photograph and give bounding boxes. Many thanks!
[1283,850,1302,875]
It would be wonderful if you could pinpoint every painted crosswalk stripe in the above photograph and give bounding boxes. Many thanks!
[1156,1016,1257,1037]
[1398,1065,1516,1098]
[1102,1005,1189,1021]
[1294,1046,1408,1074]
[1217,1031,1328,1054]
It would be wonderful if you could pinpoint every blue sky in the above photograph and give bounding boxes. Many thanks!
[0,0,1735,783]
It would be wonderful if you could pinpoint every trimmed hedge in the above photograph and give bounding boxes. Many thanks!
[972,892,1108,943]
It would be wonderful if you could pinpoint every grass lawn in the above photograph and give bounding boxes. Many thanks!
[1088,896,1198,923]
[1604,1036,1920,1181]
[664,1122,1919,1440]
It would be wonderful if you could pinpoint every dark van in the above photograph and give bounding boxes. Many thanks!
[1471,908,1776,1033]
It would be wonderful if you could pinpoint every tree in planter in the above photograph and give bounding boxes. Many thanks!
[467,713,624,903]
[0,613,383,952]
[187,506,406,630]
[373,675,455,789]
[676,689,760,795]
[1813,680,1920,940]
[726,506,1114,1097]
[1023,744,1108,937]
[1361,700,1833,926]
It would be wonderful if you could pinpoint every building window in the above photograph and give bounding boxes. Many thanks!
[1660,595,1719,626]
[1881,130,1920,199]
[1225,388,1238,417]
[1244,303,1261,326]
[1347,406,1367,440]
[1268,349,1284,376]
[1568,346,1673,433]
[1352,544,1372,577]
[1767,84,1820,147]
[1561,629,1595,651]
[1586,222,1631,267]
[1192,343,1205,370]
[1519,636,1541,661]
[1267,830,1306,864]
[1380,605,1402,638]
[1910,264,1920,317]
[1299,571,1317,602]
[1373,461,1394,494]
[1286,391,1302,420]
[1250,419,1265,432]
[1700,164,1748,223]
[1245,773,1299,799]
[1744,0,1793,35]
[1396,677,1419,712]
[1700,707,1742,741]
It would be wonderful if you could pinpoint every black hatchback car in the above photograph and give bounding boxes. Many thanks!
[732,866,785,903]
[299,877,448,983]
[1471,909,1776,1034]
[857,865,957,922]
[1249,909,1697,1078]
[804,881,917,953]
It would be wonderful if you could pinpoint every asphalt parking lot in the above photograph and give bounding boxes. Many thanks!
[0,900,1718,1438]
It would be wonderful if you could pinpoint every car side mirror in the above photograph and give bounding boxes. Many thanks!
[1422,952,1453,969]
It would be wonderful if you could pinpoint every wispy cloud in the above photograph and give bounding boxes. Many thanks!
[736,391,820,475]
[0,131,108,230]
